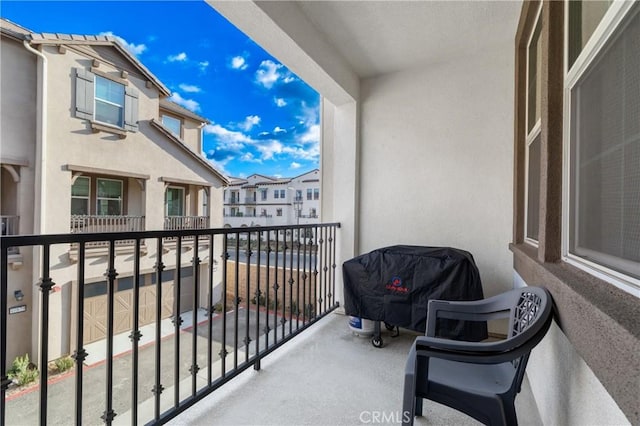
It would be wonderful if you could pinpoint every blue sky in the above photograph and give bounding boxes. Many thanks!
[1,1,320,178]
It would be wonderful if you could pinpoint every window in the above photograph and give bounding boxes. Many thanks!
[95,76,125,127]
[260,208,267,216]
[309,208,317,218]
[524,6,542,243]
[261,189,267,200]
[276,208,282,217]
[96,178,123,215]
[568,1,613,67]
[161,114,182,137]
[296,190,302,200]
[274,190,279,199]
[165,187,185,216]
[75,68,139,132]
[71,176,90,215]
[280,189,285,198]
[566,3,640,282]
[307,188,312,200]
[202,190,208,216]
[313,188,320,200]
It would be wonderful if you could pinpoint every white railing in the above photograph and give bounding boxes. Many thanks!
[164,216,209,230]
[70,215,145,233]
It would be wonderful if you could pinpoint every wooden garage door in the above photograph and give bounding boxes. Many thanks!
[83,280,174,345]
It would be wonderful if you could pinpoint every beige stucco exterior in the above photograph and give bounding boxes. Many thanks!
[1,20,228,364]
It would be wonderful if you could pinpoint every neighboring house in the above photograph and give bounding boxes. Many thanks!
[223,169,321,227]
[0,18,228,363]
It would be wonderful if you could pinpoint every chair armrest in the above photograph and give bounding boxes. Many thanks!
[413,335,524,364]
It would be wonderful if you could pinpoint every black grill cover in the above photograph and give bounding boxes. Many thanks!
[343,245,487,341]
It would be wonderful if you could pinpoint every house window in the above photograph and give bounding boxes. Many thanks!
[309,208,317,218]
[274,190,279,199]
[95,76,125,127]
[261,189,267,200]
[260,208,267,217]
[296,190,302,200]
[280,189,285,198]
[202,190,208,216]
[71,176,90,215]
[524,6,542,243]
[96,178,123,215]
[161,114,182,137]
[276,209,282,217]
[313,188,319,200]
[165,187,185,216]
[566,3,640,281]
[307,188,312,200]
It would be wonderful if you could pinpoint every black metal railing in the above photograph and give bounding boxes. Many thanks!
[1,222,340,425]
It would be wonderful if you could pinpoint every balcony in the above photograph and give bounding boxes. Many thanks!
[244,197,257,204]
[1,223,341,425]
[164,216,209,231]
[70,215,145,234]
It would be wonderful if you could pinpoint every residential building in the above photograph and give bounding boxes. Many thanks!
[0,18,228,364]
[223,169,320,227]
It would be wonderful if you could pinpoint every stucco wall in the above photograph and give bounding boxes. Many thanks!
[358,46,515,304]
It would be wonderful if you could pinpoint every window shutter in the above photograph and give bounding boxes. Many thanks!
[75,68,94,120]
[124,86,139,132]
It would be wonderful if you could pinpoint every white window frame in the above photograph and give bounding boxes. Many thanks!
[523,3,543,247]
[94,75,125,128]
[71,176,91,215]
[562,0,640,295]
[96,178,123,216]
[161,114,182,138]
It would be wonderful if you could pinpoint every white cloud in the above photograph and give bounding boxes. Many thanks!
[169,92,200,112]
[239,115,261,132]
[199,61,209,72]
[230,56,248,70]
[204,123,253,150]
[168,52,188,62]
[255,60,283,89]
[256,140,283,160]
[282,145,320,161]
[240,152,262,163]
[300,124,320,144]
[274,98,287,107]
[290,162,302,169]
[99,32,146,56]
[274,126,287,134]
[283,75,295,83]
[179,84,201,93]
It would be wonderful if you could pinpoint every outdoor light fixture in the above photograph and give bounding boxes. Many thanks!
[14,290,24,302]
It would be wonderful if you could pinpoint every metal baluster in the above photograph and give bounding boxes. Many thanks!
[0,243,8,425]
[296,226,301,330]
[288,228,294,335]
[173,238,182,408]
[332,226,338,308]
[281,231,287,337]
[322,226,328,314]
[244,233,252,363]
[207,234,215,385]
[38,243,54,425]
[233,233,240,370]
[273,231,279,343]
[102,241,118,424]
[302,228,308,325]
[254,231,262,371]
[152,238,164,422]
[191,234,200,397]
[129,239,142,426]
[264,231,271,349]
[73,243,88,425]
[313,226,319,319]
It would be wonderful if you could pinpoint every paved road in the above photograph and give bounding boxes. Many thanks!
[4,308,302,425]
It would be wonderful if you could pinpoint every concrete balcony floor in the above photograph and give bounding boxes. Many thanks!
[171,312,543,426]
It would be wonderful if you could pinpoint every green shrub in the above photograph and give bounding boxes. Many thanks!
[8,354,39,386]
[54,356,74,373]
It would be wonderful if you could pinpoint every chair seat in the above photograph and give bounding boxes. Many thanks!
[428,358,517,396]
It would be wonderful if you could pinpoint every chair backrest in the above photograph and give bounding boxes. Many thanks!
[508,287,548,339]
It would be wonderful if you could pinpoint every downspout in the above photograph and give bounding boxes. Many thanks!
[23,40,48,367]
[23,40,47,235]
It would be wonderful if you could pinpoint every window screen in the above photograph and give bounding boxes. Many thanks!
[569,8,640,279]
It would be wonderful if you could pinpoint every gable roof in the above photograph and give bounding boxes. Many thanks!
[159,99,210,124]
[150,119,229,185]
[0,18,170,96]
